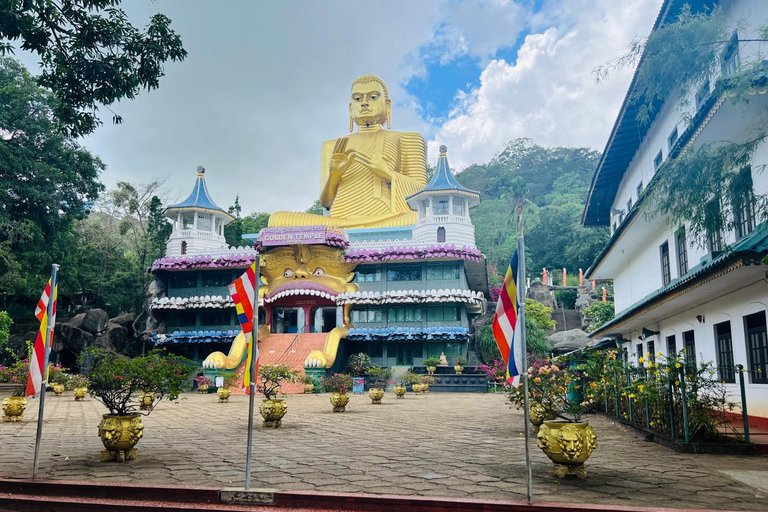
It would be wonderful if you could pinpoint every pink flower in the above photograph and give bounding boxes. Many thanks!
[114,375,123,380]
[23,359,28,364]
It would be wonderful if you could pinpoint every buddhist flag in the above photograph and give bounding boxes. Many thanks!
[26,277,58,397]
[229,263,259,391]
[492,250,524,383]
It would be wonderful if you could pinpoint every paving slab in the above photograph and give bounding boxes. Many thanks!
[1,392,767,510]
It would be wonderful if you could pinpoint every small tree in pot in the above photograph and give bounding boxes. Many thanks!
[365,366,392,404]
[78,347,193,462]
[322,373,353,412]
[258,364,299,427]
[423,357,441,374]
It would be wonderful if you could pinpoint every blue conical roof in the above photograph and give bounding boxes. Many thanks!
[165,166,234,220]
[407,146,480,207]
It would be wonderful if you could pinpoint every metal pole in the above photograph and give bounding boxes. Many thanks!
[517,216,533,505]
[613,371,619,417]
[33,264,58,479]
[737,364,750,444]
[679,368,690,444]
[245,258,260,490]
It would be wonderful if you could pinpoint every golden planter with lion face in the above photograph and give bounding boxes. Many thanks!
[537,421,597,479]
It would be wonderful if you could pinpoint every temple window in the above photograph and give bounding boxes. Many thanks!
[427,305,460,322]
[198,213,212,232]
[387,306,423,322]
[452,199,464,216]
[426,262,459,280]
[434,200,449,216]
[355,266,382,282]
[351,307,383,323]
[202,271,232,287]
[387,264,422,281]
[182,214,194,230]
[214,217,222,235]
[180,241,187,255]
[437,226,446,243]
[169,273,197,288]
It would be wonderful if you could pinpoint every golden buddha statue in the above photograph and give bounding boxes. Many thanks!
[269,74,427,229]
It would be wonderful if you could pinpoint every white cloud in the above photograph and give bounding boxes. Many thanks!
[428,0,662,168]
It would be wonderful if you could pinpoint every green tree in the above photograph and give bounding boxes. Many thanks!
[225,197,270,248]
[305,200,325,215]
[1,0,187,136]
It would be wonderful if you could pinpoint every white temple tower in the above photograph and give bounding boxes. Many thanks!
[407,146,481,247]
[164,166,234,256]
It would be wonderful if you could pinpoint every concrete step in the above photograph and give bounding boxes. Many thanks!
[553,308,582,332]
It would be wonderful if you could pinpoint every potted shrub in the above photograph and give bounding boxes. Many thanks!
[0,358,28,422]
[78,347,193,462]
[454,356,469,375]
[258,364,299,427]
[423,357,440,374]
[398,372,420,397]
[346,352,374,377]
[419,374,435,393]
[70,374,90,401]
[508,358,596,479]
[301,374,315,394]
[365,366,392,404]
[322,373,352,412]
[49,364,69,396]
[195,375,212,393]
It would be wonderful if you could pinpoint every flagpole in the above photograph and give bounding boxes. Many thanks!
[33,263,58,479]
[517,204,533,504]
[245,257,260,490]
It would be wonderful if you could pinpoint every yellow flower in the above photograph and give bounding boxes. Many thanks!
[675,380,680,386]
[590,382,598,389]
[654,370,660,376]
[681,347,686,352]
[629,393,635,399]
[638,384,645,392]
[646,352,651,358]
[657,352,662,357]
[648,362,654,369]
[675,362,681,369]
[639,357,645,364]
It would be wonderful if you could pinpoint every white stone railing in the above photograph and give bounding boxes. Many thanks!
[417,215,471,226]
[169,229,225,242]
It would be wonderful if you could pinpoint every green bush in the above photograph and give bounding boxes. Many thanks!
[346,352,374,376]
[423,356,441,367]
[258,364,299,400]
[582,301,615,332]
[322,373,353,393]
[554,289,577,309]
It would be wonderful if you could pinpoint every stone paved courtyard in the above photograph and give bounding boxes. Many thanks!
[2,392,767,510]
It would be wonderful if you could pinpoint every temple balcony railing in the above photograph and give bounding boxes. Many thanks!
[169,229,225,242]
[416,215,472,226]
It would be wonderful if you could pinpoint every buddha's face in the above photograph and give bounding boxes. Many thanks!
[350,81,389,128]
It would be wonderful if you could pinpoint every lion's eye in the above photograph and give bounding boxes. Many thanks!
[313,268,326,277]
[284,269,295,278]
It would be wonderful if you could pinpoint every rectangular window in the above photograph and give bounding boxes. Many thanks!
[169,273,198,288]
[426,262,460,280]
[683,330,696,368]
[202,271,232,288]
[351,307,383,323]
[637,182,644,198]
[746,312,768,384]
[660,241,671,286]
[387,264,421,282]
[668,127,679,150]
[654,151,663,171]
[636,344,644,367]
[666,335,676,356]
[648,340,656,363]
[721,33,740,77]
[715,321,735,383]
[197,214,212,232]
[169,312,197,330]
[434,200,449,216]
[201,312,231,327]
[676,228,688,276]
[708,229,723,254]
[627,198,633,213]
[387,307,422,323]
[734,169,756,239]
[695,79,711,110]
[452,199,464,216]
[427,305,460,322]
[181,213,194,230]
[355,266,382,282]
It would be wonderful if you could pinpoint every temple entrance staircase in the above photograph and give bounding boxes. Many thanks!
[257,333,327,393]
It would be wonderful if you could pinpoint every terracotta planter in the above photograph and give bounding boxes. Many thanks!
[393,385,406,398]
[454,365,464,375]
[73,387,88,401]
[303,383,314,394]
[98,414,144,462]
[217,387,231,403]
[330,392,350,412]
[259,398,287,427]
[537,421,597,479]
[2,396,27,422]
[368,388,384,404]
[52,383,65,396]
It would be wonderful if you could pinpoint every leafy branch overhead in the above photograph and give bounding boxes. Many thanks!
[0,0,187,136]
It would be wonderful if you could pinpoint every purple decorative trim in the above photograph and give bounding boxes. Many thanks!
[255,226,348,251]
[150,252,257,272]
[345,244,482,263]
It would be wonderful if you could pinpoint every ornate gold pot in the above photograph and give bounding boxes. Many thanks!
[412,384,423,395]
[303,383,314,394]
[368,388,384,404]
[198,384,209,393]
[98,414,144,462]
[529,403,555,433]
[454,365,464,374]
[217,387,231,403]
[259,399,287,427]
[52,383,65,396]
[426,366,437,374]
[393,385,406,398]
[139,392,154,411]
[537,421,597,479]
[330,392,350,412]
[422,383,430,393]
[73,387,88,401]
[2,396,27,422]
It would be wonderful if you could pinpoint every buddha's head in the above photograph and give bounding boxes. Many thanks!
[349,74,391,130]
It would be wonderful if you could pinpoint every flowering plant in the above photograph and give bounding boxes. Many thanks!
[479,359,507,383]
[48,364,69,386]
[195,375,213,387]
[365,366,393,389]
[0,358,28,396]
[78,347,193,416]
[321,373,352,393]
[508,356,586,422]
[258,364,300,400]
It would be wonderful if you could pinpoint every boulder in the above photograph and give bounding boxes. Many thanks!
[81,309,109,334]
[548,329,589,353]
[0,333,35,365]
[96,323,129,353]
[110,312,136,338]
[53,323,94,354]
[67,312,87,330]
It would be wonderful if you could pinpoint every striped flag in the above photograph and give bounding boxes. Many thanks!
[26,277,58,397]
[492,250,524,383]
[229,263,258,391]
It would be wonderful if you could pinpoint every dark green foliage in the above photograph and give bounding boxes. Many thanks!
[78,347,194,416]
[225,196,270,247]
[554,289,577,309]
[475,299,554,363]
[305,200,325,215]
[462,139,608,274]
[1,0,187,136]
[346,352,374,376]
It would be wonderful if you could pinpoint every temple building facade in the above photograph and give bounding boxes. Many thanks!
[583,0,768,421]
